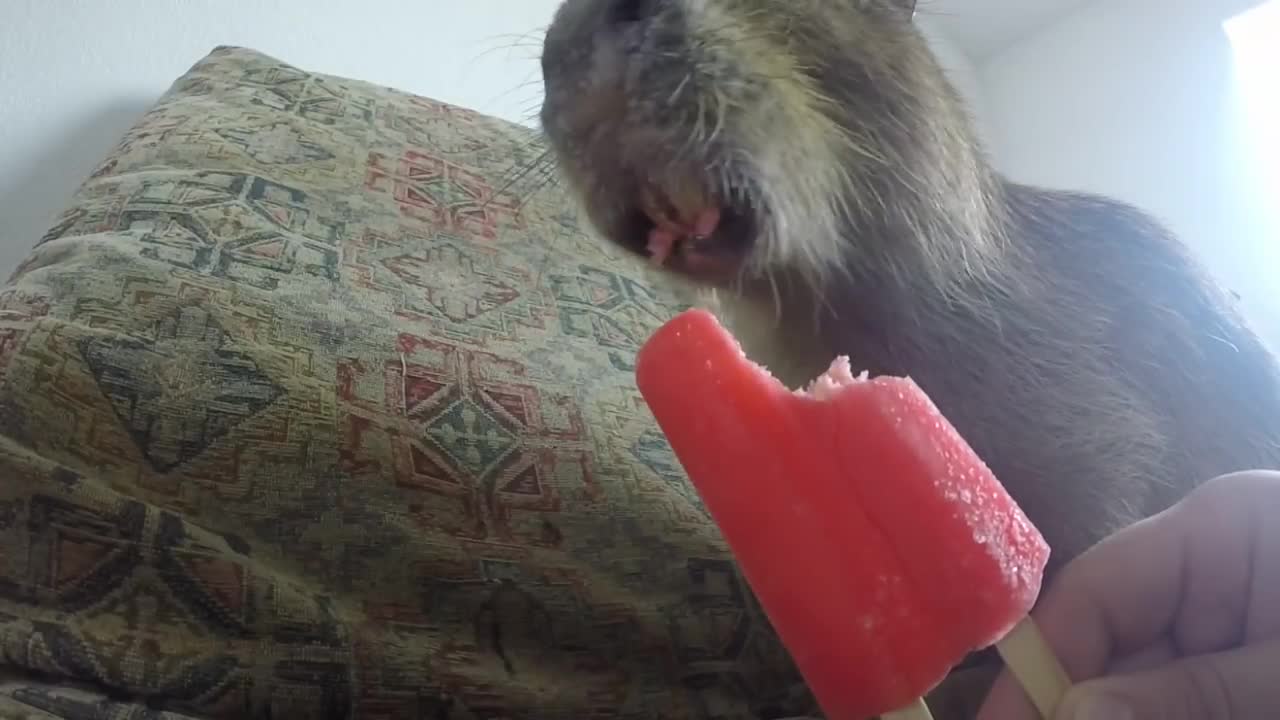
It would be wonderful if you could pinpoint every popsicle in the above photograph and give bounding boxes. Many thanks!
[634,308,1070,719]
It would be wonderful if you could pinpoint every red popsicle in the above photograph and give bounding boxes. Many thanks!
[635,308,1069,719]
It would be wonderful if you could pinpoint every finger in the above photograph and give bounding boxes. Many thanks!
[977,637,1184,720]
[1234,473,1280,642]
[1170,472,1273,655]
[975,513,1183,720]
[977,471,1280,720]
[1106,638,1177,675]
[1033,472,1275,676]
[1054,639,1280,720]
[1025,503,1185,680]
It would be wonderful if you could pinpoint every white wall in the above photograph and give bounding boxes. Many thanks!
[979,0,1280,348]
[0,0,561,276]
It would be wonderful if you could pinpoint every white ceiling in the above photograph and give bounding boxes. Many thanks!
[922,0,1093,59]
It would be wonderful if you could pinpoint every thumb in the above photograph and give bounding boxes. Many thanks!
[1053,640,1280,720]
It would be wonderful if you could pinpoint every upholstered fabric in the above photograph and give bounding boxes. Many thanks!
[0,47,814,719]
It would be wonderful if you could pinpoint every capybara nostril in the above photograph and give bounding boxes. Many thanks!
[606,0,659,26]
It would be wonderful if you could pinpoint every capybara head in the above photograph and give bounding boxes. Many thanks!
[541,0,1004,293]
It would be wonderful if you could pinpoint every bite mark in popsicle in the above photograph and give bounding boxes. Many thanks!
[634,308,1070,719]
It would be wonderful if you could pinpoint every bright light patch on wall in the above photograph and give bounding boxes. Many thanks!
[1225,1,1280,208]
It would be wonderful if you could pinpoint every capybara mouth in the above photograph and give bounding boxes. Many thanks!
[619,181,760,276]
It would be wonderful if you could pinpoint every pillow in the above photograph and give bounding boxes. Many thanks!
[0,46,812,719]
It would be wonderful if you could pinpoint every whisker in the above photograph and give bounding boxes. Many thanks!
[468,27,549,65]
[708,89,728,150]
[516,160,564,212]
[486,73,545,112]
[668,73,692,105]
[485,147,555,212]
[768,270,783,324]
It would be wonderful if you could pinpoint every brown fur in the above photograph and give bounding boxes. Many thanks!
[539,0,1280,715]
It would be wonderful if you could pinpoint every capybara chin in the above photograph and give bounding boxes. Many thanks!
[540,0,1280,715]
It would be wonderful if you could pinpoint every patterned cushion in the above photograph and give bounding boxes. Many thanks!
[0,47,813,719]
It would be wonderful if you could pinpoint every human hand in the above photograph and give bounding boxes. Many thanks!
[977,470,1280,719]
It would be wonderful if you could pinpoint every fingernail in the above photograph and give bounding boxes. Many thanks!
[1070,692,1133,720]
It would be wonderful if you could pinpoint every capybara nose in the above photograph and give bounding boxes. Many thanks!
[605,0,660,26]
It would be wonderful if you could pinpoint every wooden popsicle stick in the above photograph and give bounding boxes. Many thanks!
[883,697,934,720]
[996,616,1073,718]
